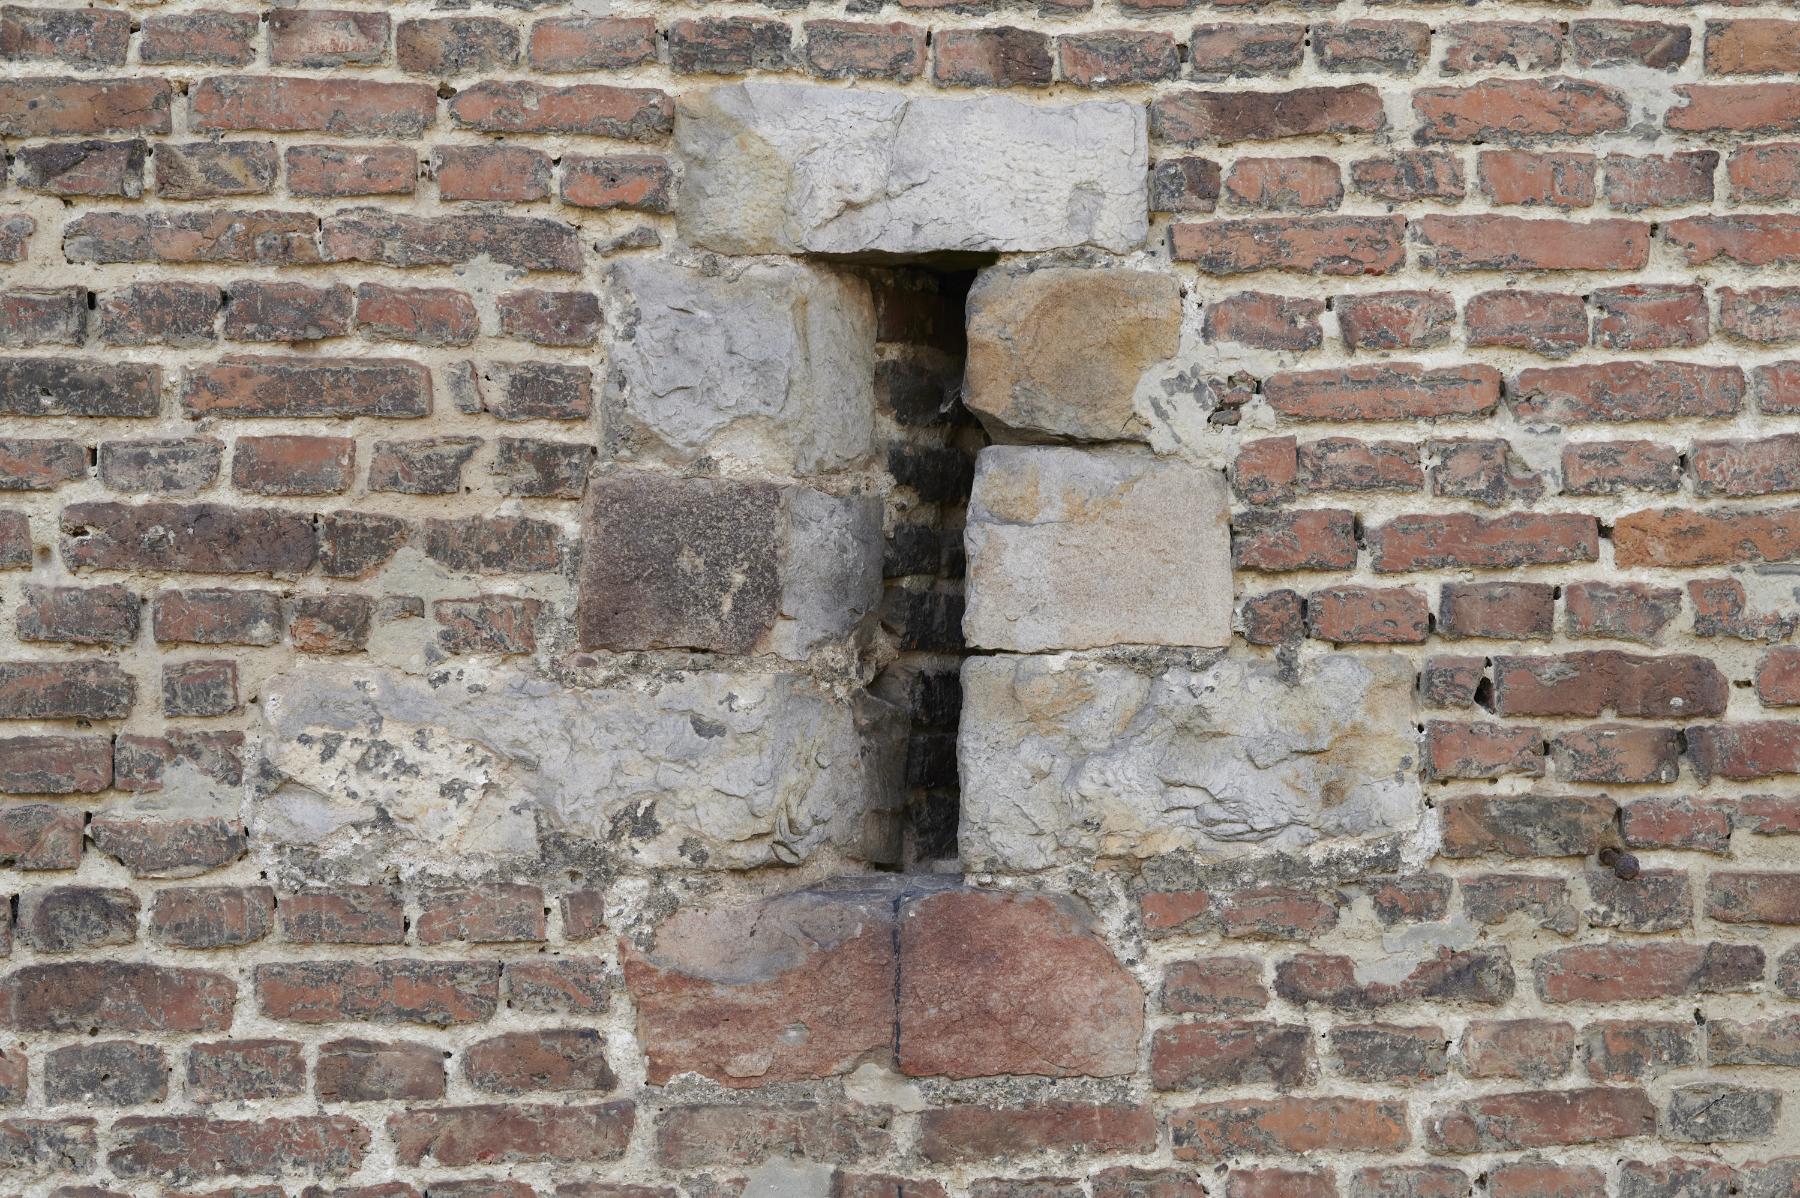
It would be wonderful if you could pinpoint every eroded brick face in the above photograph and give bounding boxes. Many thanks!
[1,1,1798,1194]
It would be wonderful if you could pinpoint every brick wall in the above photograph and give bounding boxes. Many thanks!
[3,0,1800,1195]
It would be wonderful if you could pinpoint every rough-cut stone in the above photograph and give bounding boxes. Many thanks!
[676,82,1147,256]
[623,884,898,1087]
[603,257,876,475]
[964,447,1231,653]
[258,662,896,870]
[897,888,1142,1079]
[959,652,1422,870]
[578,472,882,659]
[962,266,1182,442]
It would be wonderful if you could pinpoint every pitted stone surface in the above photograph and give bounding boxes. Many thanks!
[958,652,1423,871]
[964,265,1183,442]
[578,470,882,658]
[675,82,1149,256]
[258,663,890,870]
[964,446,1232,652]
[603,256,877,475]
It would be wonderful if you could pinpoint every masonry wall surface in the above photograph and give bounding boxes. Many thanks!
[1,1,1800,1196]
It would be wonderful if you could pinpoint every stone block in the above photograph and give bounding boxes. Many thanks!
[963,265,1182,442]
[578,470,882,657]
[958,652,1422,871]
[604,256,876,476]
[676,81,1147,256]
[964,446,1231,652]
[258,662,900,870]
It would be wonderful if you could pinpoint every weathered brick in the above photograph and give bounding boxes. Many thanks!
[527,16,652,71]
[0,735,111,793]
[4,962,234,1032]
[150,886,274,948]
[186,1040,304,1104]
[258,960,500,1026]
[1172,1097,1408,1157]
[1151,1022,1312,1091]
[1537,942,1763,1002]
[316,1039,445,1102]
[390,1103,635,1167]
[46,1041,168,1106]
[191,76,434,138]
[449,81,671,139]
[88,815,245,877]
[1416,215,1650,271]
[109,1115,369,1180]
[919,1104,1155,1165]
[1171,216,1406,275]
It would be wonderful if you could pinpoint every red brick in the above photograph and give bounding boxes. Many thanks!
[1693,433,1800,497]
[1349,152,1465,202]
[1728,143,1800,201]
[1460,1019,1575,1081]
[1424,1087,1655,1153]
[505,960,610,1016]
[1232,509,1357,571]
[0,734,111,793]
[268,8,389,66]
[0,77,169,137]
[1306,586,1428,644]
[1348,1169,1467,1198]
[425,515,561,574]
[319,510,410,580]
[151,886,274,949]
[449,81,671,139]
[280,887,405,945]
[1419,658,1483,709]
[497,290,601,347]
[560,154,674,212]
[1513,361,1742,423]
[1427,438,1543,505]
[109,1115,368,1180]
[354,284,479,346]
[1335,291,1453,351]
[0,660,132,719]
[527,16,653,71]
[435,144,550,202]
[231,436,354,497]
[1414,78,1631,143]
[1571,19,1690,68]
[0,804,83,869]
[1536,942,1762,1002]
[389,1103,636,1167]
[1,5,129,65]
[191,77,435,138]
[286,144,417,197]
[1415,215,1650,271]
[1171,1097,1408,1157]
[88,814,244,876]
[1561,442,1681,496]
[465,1029,615,1095]
[182,358,428,419]
[1494,650,1725,718]
[417,884,545,945]
[0,358,159,415]
[1465,290,1588,356]
[1152,86,1385,144]
[1298,438,1423,493]
[4,961,234,1031]
[1425,721,1543,780]
[1593,283,1709,349]
[1150,1021,1312,1091]
[932,27,1052,88]
[1479,150,1596,208]
[0,288,83,347]
[316,1038,446,1103]
[1604,151,1718,210]
[1239,590,1304,645]
[398,17,519,75]
[434,596,542,656]
[1187,23,1304,79]
[257,960,500,1026]
[1171,216,1405,275]
[1274,948,1515,1009]
[1057,29,1175,86]
[1230,440,1294,503]
[153,589,282,646]
[97,283,220,347]
[325,208,580,270]
[1706,19,1800,74]
[1759,361,1800,413]
[1622,797,1731,852]
[17,885,136,951]
[0,439,85,491]
[1490,1163,1604,1198]
[1205,293,1323,350]
[154,141,276,199]
[187,1039,304,1104]
[1585,1021,1697,1080]
[128,11,246,65]
[1369,513,1597,572]
[1666,214,1800,265]
[369,438,480,495]
[290,594,372,654]
[1330,1023,1447,1082]
[1720,286,1800,344]
[1219,887,1341,940]
[1442,21,1562,74]
[1162,958,1267,1014]
[1229,1171,1334,1198]
[1550,724,1679,783]
[899,889,1141,1079]
[1265,363,1499,421]
[1223,157,1341,212]
[1616,507,1800,568]
[656,1102,891,1169]
[17,584,136,648]
[1440,793,1616,857]
[919,1104,1156,1165]
[1438,581,1554,639]
[1708,871,1800,924]
[1315,21,1429,73]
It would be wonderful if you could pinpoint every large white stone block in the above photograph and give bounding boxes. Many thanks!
[963,446,1232,653]
[675,82,1149,256]
[604,256,876,476]
[958,653,1425,871]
